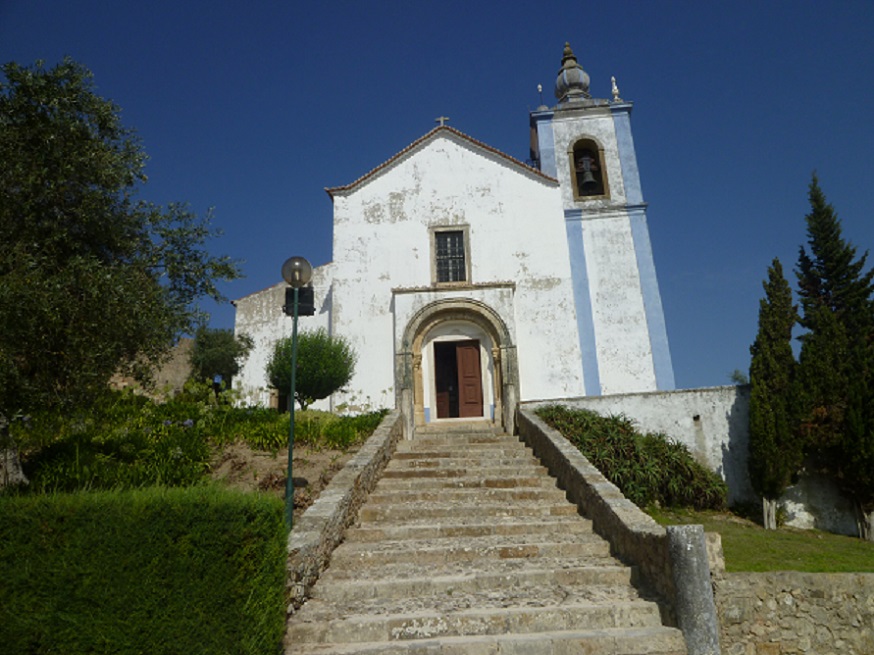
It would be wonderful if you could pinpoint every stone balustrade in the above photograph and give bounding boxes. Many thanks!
[286,411,403,611]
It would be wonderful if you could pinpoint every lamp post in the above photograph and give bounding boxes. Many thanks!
[281,256,313,530]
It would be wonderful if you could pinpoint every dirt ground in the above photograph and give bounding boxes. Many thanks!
[210,442,359,519]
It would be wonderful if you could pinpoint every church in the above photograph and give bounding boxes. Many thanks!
[234,43,675,435]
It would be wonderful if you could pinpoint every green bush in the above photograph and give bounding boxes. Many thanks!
[16,391,212,492]
[266,328,357,410]
[0,486,286,655]
[11,390,389,493]
[536,405,727,511]
[294,409,390,450]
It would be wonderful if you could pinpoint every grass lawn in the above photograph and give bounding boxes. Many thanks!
[647,507,874,573]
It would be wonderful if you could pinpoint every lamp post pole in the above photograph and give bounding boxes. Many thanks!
[281,256,313,530]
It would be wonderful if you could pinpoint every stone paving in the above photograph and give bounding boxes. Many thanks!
[286,424,687,654]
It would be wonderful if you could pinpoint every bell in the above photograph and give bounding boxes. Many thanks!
[581,170,598,192]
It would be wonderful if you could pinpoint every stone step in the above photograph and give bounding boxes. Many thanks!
[379,464,549,479]
[345,516,593,542]
[319,553,622,583]
[303,582,646,621]
[365,486,569,504]
[393,449,535,461]
[396,438,526,449]
[397,434,519,447]
[329,535,612,568]
[373,474,560,490]
[312,564,639,602]
[346,517,592,543]
[290,626,687,655]
[387,454,540,467]
[286,427,683,655]
[288,599,664,643]
[358,500,579,523]
[414,423,498,434]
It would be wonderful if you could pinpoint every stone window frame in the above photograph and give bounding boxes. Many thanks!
[430,225,471,287]
[567,137,610,200]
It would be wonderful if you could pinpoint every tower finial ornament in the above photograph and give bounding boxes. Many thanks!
[554,42,591,103]
[611,76,623,103]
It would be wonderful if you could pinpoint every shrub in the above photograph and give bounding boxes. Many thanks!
[10,391,389,494]
[266,328,357,410]
[16,391,212,492]
[536,404,727,511]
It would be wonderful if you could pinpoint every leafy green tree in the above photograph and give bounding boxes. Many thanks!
[189,327,254,386]
[266,329,357,411]
[0,58,239,416]
[794,174,874,539]
[729,369,749,385]
[748,258,799,529]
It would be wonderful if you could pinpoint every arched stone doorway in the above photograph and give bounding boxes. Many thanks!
[395,298,518,437]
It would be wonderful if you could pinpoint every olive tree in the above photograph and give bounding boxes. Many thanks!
[189,327,253,387]
[0,58,239,417]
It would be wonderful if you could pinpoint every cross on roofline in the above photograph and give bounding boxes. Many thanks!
[435,116,450,127]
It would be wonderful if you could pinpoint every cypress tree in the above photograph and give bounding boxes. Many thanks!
[794,174,874,539]
[844,379,874,540]
[748,258,798,529]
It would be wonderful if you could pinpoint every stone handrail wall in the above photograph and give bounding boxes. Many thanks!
[715,572,874,655]
[517,408,723,654]
[286,410,403,611]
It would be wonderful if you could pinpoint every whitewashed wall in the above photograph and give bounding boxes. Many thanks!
[524,387,860,535]
[329,131,586,408]
[547,108,662,394]
[524,386,752,503]
[233,264,333,408]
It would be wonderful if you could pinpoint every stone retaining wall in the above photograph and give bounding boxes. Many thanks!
[517,409,724,653]
[715,572,874,655]
[286,410,403,612]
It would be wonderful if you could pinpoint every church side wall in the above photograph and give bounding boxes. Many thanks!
[233,265,333,408]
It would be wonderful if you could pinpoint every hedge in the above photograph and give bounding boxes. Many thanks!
[0,486,286,655]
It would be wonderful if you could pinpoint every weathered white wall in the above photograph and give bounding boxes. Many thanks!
[234,126,671,415]
[233,264,333,408]
[780,470,858,536]
[330,131,585,408]
[581,213,657,394]
[524,387,860,535]
[524,386,753,504]
[547,107,662,394]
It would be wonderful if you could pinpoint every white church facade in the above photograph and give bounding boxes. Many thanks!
[234,43,675,435]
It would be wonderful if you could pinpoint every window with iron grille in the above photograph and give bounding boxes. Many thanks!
[435,230,466,283]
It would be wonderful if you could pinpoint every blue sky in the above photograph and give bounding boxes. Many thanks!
[3,1,874,390]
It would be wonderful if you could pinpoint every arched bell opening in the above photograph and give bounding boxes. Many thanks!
[568,137,609,199]
[396,299,518,437]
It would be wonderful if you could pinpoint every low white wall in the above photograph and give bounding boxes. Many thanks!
[523,386,860,535]
[524,386,753,505]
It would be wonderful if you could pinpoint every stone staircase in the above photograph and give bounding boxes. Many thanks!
[286,424,687,655]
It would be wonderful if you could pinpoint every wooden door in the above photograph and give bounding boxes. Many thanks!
[456,341,483,418]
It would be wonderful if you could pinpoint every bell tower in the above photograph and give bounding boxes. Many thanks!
[531,43,674,395]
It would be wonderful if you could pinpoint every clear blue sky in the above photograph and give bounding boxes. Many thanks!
[3,1,874,390]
